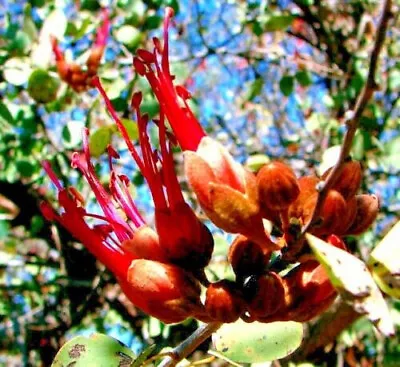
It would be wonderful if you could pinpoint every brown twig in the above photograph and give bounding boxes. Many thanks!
[158,322,222,367]
[302,0,392,235]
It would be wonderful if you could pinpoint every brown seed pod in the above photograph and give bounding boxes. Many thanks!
[257,161,300,211]
[228,235,268,280]
[205,280,245,323]
[346,194,379,235]
[248,272,287,319]
[322,160,362,199]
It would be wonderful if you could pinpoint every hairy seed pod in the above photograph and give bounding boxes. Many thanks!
[228,235,268,280]
[322,160,362,199]
[205,280,245,323]
[346,194,379,235]
[257,161,300,211]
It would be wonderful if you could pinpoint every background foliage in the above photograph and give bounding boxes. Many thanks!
[0,0,399,365]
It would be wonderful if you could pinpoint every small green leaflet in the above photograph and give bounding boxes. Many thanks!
[368,221,400,299]
[306,233,394,336]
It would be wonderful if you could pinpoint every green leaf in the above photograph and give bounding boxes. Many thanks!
[262,14,295,32]
[388,69,400,90]
[28,69,60,103]
[306,234,395,336]
[51,333,136,367]
[115,25,143,49]
[369,221,400,299]
[279,75,294,96]
[121,119,139,141]
[295,70,313,87]
[89,127,112,157]
[3,57,32,86]
[246,78,264,102]
[0,102,15,124]
[245,154,270,172]
[212,319,303,363]
[382,136,400,169]
[16,160,36,178]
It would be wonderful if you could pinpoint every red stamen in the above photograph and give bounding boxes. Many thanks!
[42,161,63,191]
[94,8,110,48]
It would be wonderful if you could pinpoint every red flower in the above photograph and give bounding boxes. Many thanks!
[51,8,110,92]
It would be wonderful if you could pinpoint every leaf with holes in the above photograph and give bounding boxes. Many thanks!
[51,333,136,367]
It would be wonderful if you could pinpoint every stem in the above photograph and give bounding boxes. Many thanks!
[302,0,392,235]
[158,322,222,367]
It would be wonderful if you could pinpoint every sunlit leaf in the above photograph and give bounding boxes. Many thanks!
[306,234,394,336]
[3,57,32,86]
[212,319,303,363]
[369,221,400,299]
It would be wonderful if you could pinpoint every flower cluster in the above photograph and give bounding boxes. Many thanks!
[42,8,378,325]
[52,9,110,92]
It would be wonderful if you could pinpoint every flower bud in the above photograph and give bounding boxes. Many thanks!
[248,272,287,319]
[205,280,245,323]
[156,202,214,270]
[257,161,300,211]
[228,235,268,280]
[123,259,202,323]
[289,175,319,220]
[322,160,362,199]
[302,190,347,235]
[122,226,167,262]
[184,137,278,250]
[346,194,379,235]
[282,260,336,322]
[334,196,357,235]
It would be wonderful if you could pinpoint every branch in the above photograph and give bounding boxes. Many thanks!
[302,0,392,234]
[158,322,222,367]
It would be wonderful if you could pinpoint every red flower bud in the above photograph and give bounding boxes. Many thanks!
[155,202,214,270]
[282,261,336,322]
[257,161,300,211]
[122,226,167,262]
[289,175,319,220]
[184,137,278,250]
[248,272,288,319]
[346,194,379,235]
[322,160,362,199]
[205,280,245,323]
[123,259,202,323]
[302,190,347,235]
[228,235,269,280]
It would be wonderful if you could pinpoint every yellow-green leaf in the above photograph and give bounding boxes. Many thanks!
[369,221,400,299]
[306,233,394,336]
